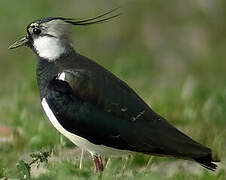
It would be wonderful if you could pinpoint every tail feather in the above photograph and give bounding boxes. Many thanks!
[194,154,219,171]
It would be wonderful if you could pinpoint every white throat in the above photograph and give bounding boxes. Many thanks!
[33,36,66,61]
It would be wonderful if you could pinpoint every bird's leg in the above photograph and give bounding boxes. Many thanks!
[98,156,104,171]
[93,155,104,172]
[79,148,84,169]
[145,156,153,171]
[105,158,111,169]
[59,133,64,154]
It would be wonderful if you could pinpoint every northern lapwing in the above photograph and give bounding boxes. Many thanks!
[9,9,219,172]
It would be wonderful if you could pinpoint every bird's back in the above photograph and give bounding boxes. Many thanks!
[43,52,218,171]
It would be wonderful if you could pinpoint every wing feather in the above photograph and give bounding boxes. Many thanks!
[45,67,213,160]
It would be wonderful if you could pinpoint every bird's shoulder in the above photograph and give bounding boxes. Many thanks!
[54,54,153,120]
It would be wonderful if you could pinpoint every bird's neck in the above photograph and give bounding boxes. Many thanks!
[36,45,77,98]
[36,59,59,99]
[33,36,69,61]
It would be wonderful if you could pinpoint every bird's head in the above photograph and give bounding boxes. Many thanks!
[9,9,120,61]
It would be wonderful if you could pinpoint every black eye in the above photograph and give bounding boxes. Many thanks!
[33,28,41,35]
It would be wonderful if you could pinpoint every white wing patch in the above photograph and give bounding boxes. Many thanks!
[58,72,66,81]
[41,98,131,156]
[34,36,65,61]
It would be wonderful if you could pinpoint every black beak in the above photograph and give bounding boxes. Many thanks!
[9,36,29,49]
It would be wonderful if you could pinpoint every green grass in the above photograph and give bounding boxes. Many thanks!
[0,0,226,179]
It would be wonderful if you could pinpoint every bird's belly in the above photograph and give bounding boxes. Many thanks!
[41,98,131,156]
[69,135,131,156]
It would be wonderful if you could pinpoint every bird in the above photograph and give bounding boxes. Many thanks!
[9,9,219,172]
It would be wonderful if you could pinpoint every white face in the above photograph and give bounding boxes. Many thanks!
[33,36,66,61]
[27,20,72,61]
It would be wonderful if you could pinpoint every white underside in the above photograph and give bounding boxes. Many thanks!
[41,97,131,156]
[34,36,65,61]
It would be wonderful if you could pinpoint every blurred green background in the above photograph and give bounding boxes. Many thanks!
[0,0,225,179]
